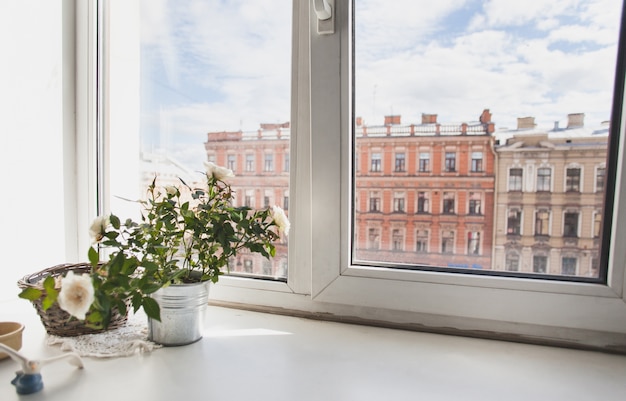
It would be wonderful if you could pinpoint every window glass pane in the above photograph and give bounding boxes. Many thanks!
[352,0,621,280]
[111,0,291,281]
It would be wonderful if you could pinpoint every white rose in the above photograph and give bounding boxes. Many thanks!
[89,215,110,243]
[164,185,178,196]
[204,161,234,181]
[57,271,95,320]
[271,205,290,236]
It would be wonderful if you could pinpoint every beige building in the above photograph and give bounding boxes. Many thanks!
[493,114,608,278]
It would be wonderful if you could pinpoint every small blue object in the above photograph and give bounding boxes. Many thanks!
[11,372,44,394]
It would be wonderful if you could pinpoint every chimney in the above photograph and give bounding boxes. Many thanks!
[479,109,492,123]
[356,117,363,127]
[554,121,559,130]
[567,113,584,128]
[421,113,437,124]
[384,115,401,125]
[517,116,536,130]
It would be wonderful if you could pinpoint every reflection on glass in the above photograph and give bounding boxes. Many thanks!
[353,0,621,279]
[138,0,291,280]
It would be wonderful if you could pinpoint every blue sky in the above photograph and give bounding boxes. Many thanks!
[140,0,622,169]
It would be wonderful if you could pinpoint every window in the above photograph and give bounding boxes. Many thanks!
[471,152,483,172]
[533,255,548,274]
[284,153,290,172]
[563,212,579,238]
[245,154,255,172]
[535,209,550,236]
[596,166,606,192]
[507,209,522,235]
[227,154,236,171]
[395,152,405,172]
[417,191,430,213]
[566,167,581,192]
[369,191,381,212]
[442,192,455,214]
[445,152,456,172]
[509,168,523,191]
[562,257,578,276]
[264,153,274,172]
[419,152,430,172]
[505,252,520,272]
[95,0,626,352]
[468,192,482,215]
[467,231,480,255]
[392,229,404,251]
[594,211,602,238]
[368,227,380,250]
[393,192,405,213]
[441,231,455,254]
[416,230,429,252]
[371,152,381,172]
[537,167,551,192]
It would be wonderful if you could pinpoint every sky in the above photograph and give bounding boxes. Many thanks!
[139,0,622,170]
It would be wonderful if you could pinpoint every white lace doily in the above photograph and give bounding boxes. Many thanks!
[45,312,162,358]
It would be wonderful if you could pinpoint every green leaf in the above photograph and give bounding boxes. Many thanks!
[18,287,42,301]
[88,246,99,266]
[142,297,161,321]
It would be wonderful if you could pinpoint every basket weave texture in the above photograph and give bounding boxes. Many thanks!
[18,263,129,337]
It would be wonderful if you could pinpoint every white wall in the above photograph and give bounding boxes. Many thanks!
[0,1,71,301]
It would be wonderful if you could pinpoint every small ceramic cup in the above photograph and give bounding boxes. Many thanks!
[0,322,25,360]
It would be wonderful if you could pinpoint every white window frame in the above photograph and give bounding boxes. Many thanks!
[98,0,626,351]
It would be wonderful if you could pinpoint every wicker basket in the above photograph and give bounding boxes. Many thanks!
[17,263,129,337]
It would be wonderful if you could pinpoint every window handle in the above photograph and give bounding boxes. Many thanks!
[313,0,334,35]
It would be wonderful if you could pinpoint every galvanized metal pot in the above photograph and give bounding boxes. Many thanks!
[147,281,210,346]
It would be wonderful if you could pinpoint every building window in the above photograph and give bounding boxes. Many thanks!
[416,230,428,252]
[395,152,405,172]
[445,152,456,172]
[566,167,581,192]
[468,192,482,215]
[393,192,405,213]
[419,152,430,172]
[244,190,254,208]
[467,231,480,255]
[594,211,602,238]
[284,153,290,172]
[392,229,404,251]
[368,228,380,250]
[441,231,455,254]
[509,168,523,191]
[471,152,483,172]
[505,252,520,272]
[533,255,548,274]
[417,191,430,213]
[369,191,381,212]
[442,192,455,214]
[537,167,551,192]
[596,166,606,192]
[563,212,579,238]
[243,259,253,273]
[535,209,550,236]
[283,195,289,211]
[264,153,274,172]
[562,257,578,276]
[227,154,236,171]
[370,152,381,172]
[507,209,522,235]
[245,154,255,172]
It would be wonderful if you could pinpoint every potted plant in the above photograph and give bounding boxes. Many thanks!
[19,162,289,345]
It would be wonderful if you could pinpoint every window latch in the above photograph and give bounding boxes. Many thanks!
[313,0,334,35]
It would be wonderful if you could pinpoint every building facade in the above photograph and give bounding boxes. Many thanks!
[353,110,496,270]
[493,114,608,278]
[204,123,291,279]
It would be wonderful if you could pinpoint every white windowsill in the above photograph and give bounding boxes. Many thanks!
[1,299,625,401]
